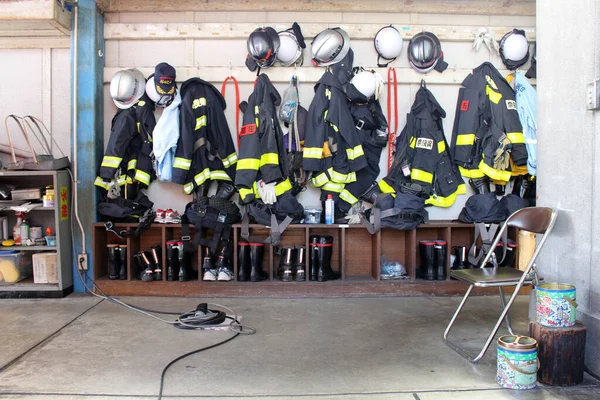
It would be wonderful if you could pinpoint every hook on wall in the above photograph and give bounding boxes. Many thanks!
[421,79,426,88]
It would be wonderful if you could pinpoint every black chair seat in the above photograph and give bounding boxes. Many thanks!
[450,267,534,287]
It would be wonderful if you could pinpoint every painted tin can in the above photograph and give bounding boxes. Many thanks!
[497,335,538,390]
[536,283,577,327]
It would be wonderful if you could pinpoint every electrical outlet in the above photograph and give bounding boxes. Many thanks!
[587,79,600,110]
[78,253,88,271]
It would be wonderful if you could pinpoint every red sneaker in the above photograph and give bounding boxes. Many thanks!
[155,209,166,223]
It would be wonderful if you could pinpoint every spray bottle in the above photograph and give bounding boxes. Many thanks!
[325,194,334,225]
[13,212,23,245]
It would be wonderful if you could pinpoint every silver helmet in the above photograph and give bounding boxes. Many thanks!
[110,68,146,109]
[311,27,350,67]
[247,27,280,68]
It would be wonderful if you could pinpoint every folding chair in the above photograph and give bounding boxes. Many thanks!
[443,206,558,363]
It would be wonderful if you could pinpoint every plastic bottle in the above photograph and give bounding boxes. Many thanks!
[13,212,23,244]
[325,194,334,225]
[20,218,29,246]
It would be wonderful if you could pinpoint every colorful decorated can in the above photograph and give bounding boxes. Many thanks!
[536,283,577,327]
[497,335,538,390]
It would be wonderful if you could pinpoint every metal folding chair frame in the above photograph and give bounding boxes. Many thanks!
[443,207,558,363]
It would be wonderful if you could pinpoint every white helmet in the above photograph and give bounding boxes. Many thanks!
[374,25,403,67]
[110,68,146,109]
[350,70,384,100]
[145,75,176,108]
[499,29,529,70]
[277,31,303,66]
[311,27,350,67]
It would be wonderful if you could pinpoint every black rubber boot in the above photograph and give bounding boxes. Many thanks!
[177,242,188,282]
[151,245,162,281]
[134,251,144,281]
[166,241,178,281]
[498,239,518,268]
[309,235,320,281]
[118,245,127,280]
[451,246,468,270]
[434,240,447,281]
[278,246,294,282]
[469,177,491,194]
[140,251,154,282]
[250,243,268,282]
[294,245,306,282]
[318,235,339,282]
[237,243,251,281]
[419,240,436,280]
[108,244,120,280]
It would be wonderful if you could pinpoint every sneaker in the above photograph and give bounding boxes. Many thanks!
[155,209,166,223]
[217,267,234,281]
[164,209,181,224]
[203,269,218,281]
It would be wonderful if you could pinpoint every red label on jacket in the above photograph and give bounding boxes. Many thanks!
[240,124,257,136]
[460,100,470,111]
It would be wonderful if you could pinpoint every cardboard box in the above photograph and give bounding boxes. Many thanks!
[33,252,58,284]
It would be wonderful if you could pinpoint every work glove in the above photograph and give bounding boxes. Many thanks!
[493,135,511,171]
[257,179,277,205]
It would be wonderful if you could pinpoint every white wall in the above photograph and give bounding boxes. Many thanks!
[0,48,71,167]
[102,11,535,219]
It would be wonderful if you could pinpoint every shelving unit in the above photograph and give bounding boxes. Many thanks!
[92,220,520,298]
[0,170,72,298]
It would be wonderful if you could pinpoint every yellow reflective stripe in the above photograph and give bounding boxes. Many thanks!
[183,182,194,194]
[410,137,416,149]
[311,172,329,188]
[511,163,528,176]
[303,147,323,159]
[411,169,434,184]
[324,110,329,120]
[325,88,331,99]
[195,115,207,131]
[117,175,132,186]
[322,182,344,193]
[192,97,207,108]
[260,153,279,166]
[222,153,238,168]
[329,168,356,184]
[331,123,339,133]
[254,106,260,127]
[437,141,446,154]
[239,187,254,201]
[456,134,475,146]
[101,156,122,168]
[457,183,467,195]
[346,145,364,160]
[136,122,141,133]
[507,132,525,144]
[340,189,358,205]
[425,188,461,208]
[127,159,137,170]
[478,160,511,183]
[274,179,292,196]
[486,85,502,104]
[194,168,211,186]
[94,177,111,190]
[210,170,232,181]
[173,157,191,170]
[458,166,485,178]
[134,169,151,185]
[237,158,260,170]
[378,180,396,194]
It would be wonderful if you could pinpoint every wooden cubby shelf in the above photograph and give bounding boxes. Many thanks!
[92,221,519,298]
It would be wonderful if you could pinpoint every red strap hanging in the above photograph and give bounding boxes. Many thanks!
[221,76,241,147]
[386,67,398,172]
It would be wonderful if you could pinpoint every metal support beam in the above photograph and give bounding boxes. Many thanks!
[71,0,104,292]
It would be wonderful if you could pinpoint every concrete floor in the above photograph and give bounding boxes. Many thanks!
[0,295,599,400]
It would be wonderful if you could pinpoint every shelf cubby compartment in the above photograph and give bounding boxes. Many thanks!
[232,225,273,281]
[271,225,307,283]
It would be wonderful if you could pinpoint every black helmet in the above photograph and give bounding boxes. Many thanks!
[408,32,448,73]
[246,27,280,69]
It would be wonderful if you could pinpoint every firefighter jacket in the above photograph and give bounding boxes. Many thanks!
[451,62,528,184]
[95,94,156,191]
[384,85,465,207]
[235,73,293,204]
[173,78,238,194]
[303,71,368,205]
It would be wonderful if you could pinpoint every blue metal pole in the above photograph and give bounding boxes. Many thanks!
[71,0,104,292]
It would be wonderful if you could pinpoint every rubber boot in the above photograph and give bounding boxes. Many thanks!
[108,244,120,280]
[434,240,447,281]
[202,247,216,281]
[469,177,491,194]
[151,245,162,281]
[494,184,506,196]
[166,241,179,281]
[140,251,154,282]
[250,243,268,282]
[177,241,188,282]
[294,245,306,282]
[309,235,320,281]
[237,242,251,281]
[118,245,127,280]
[134,251,145,281]
[278,246,294,282]
[419,240,436,280]
[497,239,518,268]
[451,246,468,270]
[214,181,236,200]
[318,236,339,282]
